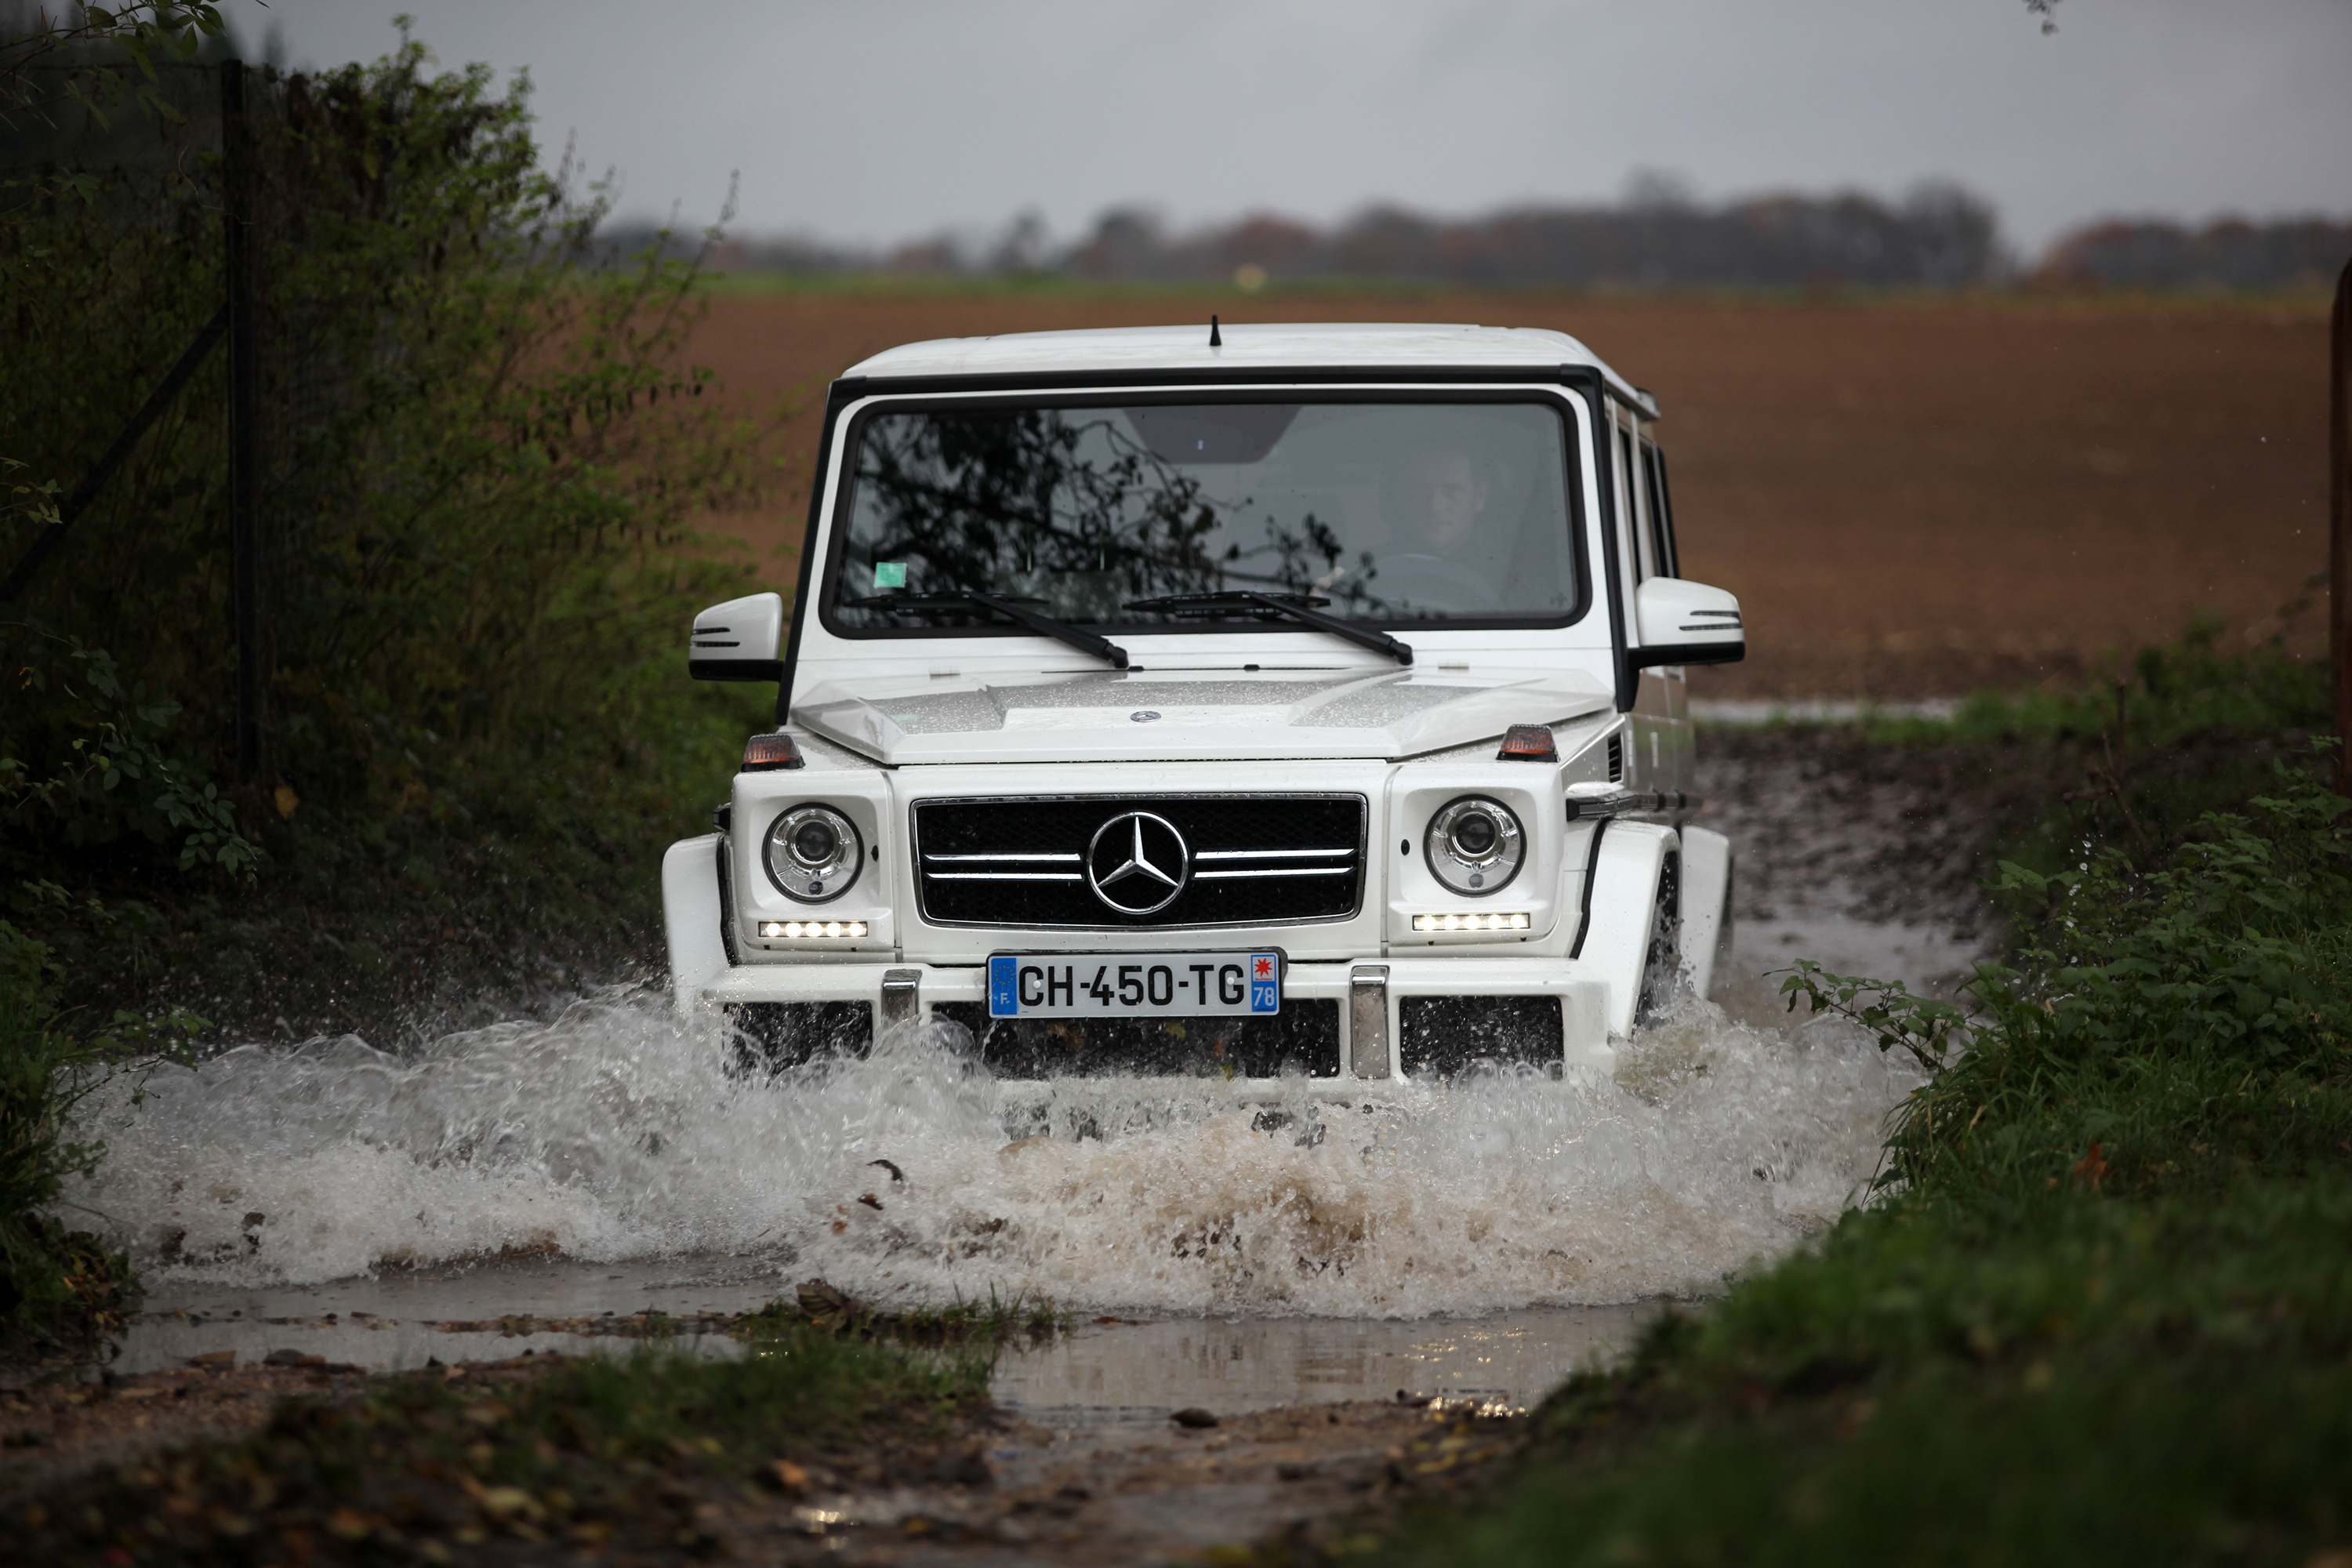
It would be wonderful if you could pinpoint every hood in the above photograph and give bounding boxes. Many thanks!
[791,667,1613,765]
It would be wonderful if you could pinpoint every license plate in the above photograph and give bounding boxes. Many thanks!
[987,952,1281,1019]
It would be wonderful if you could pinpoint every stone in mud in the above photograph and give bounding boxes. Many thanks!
[1171,1407,1220,1428]
[261,1349,325,1367]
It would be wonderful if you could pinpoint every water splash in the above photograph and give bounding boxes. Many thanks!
[72,989,1916,1316]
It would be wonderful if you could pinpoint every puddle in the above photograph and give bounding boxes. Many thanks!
[993,1304,1649,1433]
[113,1255,1646,1429]
[111,1254,782,1375]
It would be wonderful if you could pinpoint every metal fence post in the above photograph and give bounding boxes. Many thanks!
[2334,254,2351,795]
[222,57,263,782]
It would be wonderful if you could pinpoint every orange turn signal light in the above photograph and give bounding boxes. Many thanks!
[1496,724,1557,762]
[742,732,804,771]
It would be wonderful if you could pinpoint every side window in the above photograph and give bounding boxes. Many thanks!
[1639,437,1678,579]
[1616,421,1655,580]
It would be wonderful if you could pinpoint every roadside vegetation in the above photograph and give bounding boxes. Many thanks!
[1,16,772,1359]
[1367,634,2350,1566]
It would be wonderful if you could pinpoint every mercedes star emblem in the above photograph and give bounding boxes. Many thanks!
[1086,811,1189,915]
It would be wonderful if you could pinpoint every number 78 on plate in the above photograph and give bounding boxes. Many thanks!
[987,953,1282,1018]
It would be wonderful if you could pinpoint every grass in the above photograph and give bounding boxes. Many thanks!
[14,1320,993,1562]
[736,1279,1076,1346]
[1387,1179,2352,1567]
[1352,628,2352,1568]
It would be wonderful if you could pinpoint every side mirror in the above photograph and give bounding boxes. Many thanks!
[689,592,786,681]
[1631,578,1744,668]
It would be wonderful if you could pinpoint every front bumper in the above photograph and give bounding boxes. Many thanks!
[695,955,1614,1090]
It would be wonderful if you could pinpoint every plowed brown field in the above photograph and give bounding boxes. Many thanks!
[680,289,2331,699]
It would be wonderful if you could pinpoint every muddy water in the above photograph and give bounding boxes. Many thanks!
[87,975,1918,1417]
[116,1251,1644,1421]
[83,735,1969,1414]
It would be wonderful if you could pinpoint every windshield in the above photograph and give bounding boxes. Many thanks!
[824,397,1583,633]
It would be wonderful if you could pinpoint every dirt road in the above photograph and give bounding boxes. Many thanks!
[678,287,2329,699]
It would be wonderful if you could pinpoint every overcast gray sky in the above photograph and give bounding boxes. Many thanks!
[253,0,2352,258]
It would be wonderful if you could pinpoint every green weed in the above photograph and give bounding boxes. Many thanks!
[738,1280,1073,1346]
[1370,630,2352,1568]
[1399,1178,2352,1568]
[0,907,201,1359]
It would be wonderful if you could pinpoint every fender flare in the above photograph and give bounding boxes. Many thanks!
[662,834,731,1014]
[1577,820,1678,1038]
[1678,826,1735,1003]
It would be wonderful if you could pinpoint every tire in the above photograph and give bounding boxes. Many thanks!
[1633,850,1682,1029]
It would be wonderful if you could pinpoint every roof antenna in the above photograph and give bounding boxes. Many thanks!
[1208,314,1221,348]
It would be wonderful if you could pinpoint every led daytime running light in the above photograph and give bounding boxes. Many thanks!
[1413,912,1533,932]
[759,920,869,938]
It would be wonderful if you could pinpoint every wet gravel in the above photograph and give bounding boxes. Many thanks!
[1694,725,2042,938]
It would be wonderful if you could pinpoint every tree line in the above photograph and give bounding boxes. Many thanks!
[684,185,2347,294]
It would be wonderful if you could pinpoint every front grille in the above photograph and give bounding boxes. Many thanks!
[931,1000,1340,1079]
[913,795,1366,928]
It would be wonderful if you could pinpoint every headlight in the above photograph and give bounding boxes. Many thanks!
[1424,796,1523,895]
[764,804,863,902]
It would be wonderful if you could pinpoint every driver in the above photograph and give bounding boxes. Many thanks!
[1372,445,1508,612]
[1410,448,1491,557]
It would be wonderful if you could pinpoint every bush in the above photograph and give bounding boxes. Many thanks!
[0,22,781,1353]
[1379,668,2352,1566]
[0,26,778,1033]
[1780,748,2352,1207]
[0,916,136,1353]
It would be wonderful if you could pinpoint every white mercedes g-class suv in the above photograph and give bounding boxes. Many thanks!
[663,322,1741,1094]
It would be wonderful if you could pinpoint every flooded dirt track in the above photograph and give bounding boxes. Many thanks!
[9,731,2016,1559]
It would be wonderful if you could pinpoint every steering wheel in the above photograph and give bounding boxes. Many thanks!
[1369,554,1504,615]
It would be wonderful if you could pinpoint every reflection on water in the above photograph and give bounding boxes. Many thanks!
[113,1253,1645,1421]
[994,1305,1650,1429]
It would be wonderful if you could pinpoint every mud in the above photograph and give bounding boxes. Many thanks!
[5,1352,1521,1566]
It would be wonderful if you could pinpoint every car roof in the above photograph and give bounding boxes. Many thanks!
[840,322,1658,416]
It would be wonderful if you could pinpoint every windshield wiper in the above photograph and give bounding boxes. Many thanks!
[848,591,1131,669]
[1122,590,1413,667]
